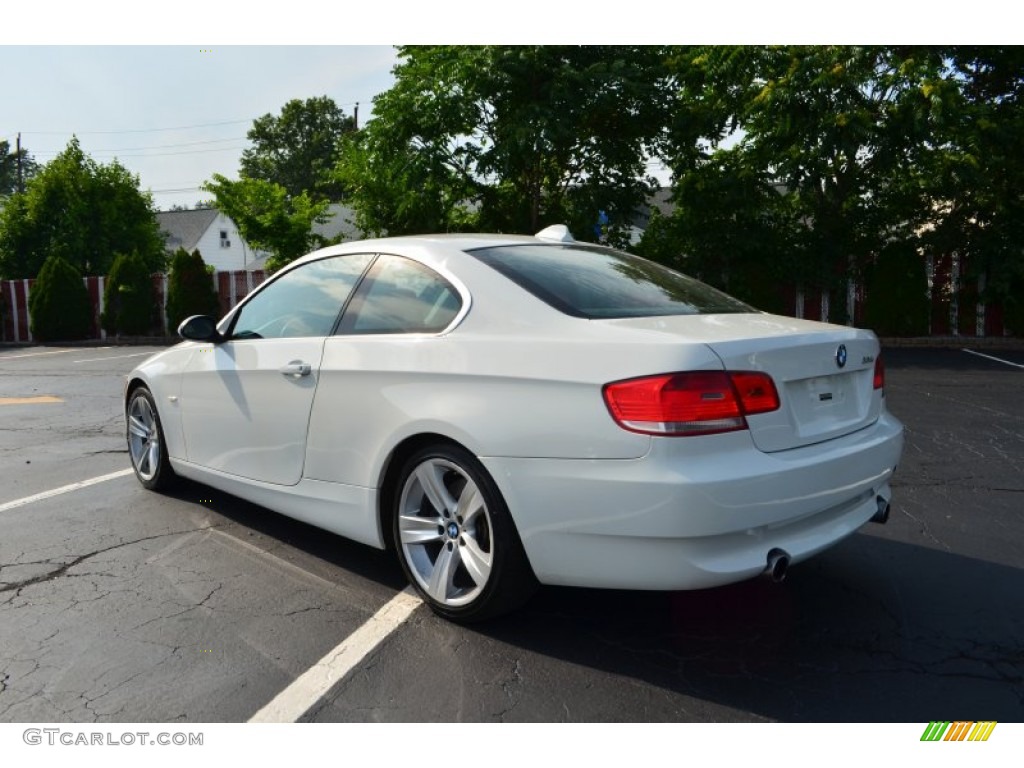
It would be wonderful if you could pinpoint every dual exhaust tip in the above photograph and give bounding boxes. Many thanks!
[762,496,891,583]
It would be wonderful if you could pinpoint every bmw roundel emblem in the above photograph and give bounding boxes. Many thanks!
[836,344,848,369]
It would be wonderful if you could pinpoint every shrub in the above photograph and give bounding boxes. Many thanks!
[166,248,219,333]
[29,255,92,341]
[101,251,155,336]
[863,242,930,337]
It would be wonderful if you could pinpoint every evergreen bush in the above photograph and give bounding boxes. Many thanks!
[29,255,92,341]
[863,243,930,337]
[101,251,155,336]
[166,248,219,333]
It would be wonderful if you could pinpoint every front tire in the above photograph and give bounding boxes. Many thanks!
[126,386,175,491]
[393,444,536,622]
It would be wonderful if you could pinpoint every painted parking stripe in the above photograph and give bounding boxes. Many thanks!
[0,469,134,514]
[0,396,63,405]
[0,349,75,360]
[962,349,1024,370]
[248,587,423,723]
[73,351,156,363]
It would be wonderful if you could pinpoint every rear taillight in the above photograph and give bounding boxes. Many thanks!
[873,355,885,390]
[603,371,780,436]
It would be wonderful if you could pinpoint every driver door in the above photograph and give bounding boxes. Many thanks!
[180,253,373,485]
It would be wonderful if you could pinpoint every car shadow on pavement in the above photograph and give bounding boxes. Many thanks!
[473,531,1024,722]
[162,479,1022,723]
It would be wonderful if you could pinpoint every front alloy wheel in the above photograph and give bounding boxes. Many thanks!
[394,445,536,621]
[127,387,174,490]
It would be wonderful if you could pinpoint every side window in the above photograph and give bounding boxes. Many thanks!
[230,253,373,340]
[340,254,462,335]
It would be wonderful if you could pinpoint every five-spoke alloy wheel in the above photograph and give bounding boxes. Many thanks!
[394,444,536,621]
[127,386,174,491]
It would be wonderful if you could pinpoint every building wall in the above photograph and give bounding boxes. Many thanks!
[192,213,267,272]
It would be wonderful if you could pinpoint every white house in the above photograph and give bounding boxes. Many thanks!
[156,208,269,272]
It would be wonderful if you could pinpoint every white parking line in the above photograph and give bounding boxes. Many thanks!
[0,348,77,360]
[73,351,156,363]
[0,469,134,514]
[248,587,423,723]
[963,348,1024,370]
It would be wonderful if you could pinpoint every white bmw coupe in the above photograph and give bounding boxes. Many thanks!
[125,226,904,621]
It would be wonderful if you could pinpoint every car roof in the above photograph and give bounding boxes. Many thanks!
[287,228,581,270]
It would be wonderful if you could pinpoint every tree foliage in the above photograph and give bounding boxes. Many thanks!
[166,248,219,332]
[29,255,92,341]
[101,251,156,336]
[646,47,951,315]
[1,139,39,197]
[0,137,165,279]
[202,174,329,272]
[920,47,1024,317]
[338,46,671,241]
[644,45,1024,332]
[240,96,355,201]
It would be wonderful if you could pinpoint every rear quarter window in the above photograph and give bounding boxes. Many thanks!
[468,244,753,319]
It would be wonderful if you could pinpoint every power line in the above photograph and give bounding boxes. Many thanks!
[16,98,376,138]
[34,145,248,160]
[20,118,252,136]
[88,136,249,152]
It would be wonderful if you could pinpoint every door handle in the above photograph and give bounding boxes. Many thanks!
[279,361,312,378]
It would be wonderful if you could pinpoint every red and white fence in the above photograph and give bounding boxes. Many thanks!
[0,261,1013,343]
[1,270,267,343]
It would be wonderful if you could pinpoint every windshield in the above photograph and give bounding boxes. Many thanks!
[468,243,755,319]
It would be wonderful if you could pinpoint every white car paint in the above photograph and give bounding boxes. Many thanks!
[127,231,904,615]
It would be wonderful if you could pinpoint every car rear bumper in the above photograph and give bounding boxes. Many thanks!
[480,410,904,590]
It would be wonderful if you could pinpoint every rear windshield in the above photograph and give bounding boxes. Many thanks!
[468,243,754,319]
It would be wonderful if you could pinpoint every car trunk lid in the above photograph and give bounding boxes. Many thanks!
[604,313,882,452]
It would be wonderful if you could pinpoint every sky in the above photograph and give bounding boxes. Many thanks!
[0,46,401,210]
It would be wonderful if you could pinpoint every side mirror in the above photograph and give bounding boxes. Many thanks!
[178,315,223,343]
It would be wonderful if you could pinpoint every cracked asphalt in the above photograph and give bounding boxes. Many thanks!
[1,344,1022,722]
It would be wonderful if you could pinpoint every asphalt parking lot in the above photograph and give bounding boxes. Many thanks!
[0,343,1021,723]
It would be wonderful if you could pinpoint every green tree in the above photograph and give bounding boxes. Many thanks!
[919,47,1024,329]
[1,139,39,197]
[29,255,92,341]
[337,46,671,240]
[101,251,156,336]
[240,96,356,201]
[0,137,165,278]
[202,175,329,272]
[165,248,220,332]
[655,46,952,321]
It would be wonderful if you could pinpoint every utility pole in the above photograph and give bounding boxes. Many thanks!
[353,103,359,131]
[16,132,24,193]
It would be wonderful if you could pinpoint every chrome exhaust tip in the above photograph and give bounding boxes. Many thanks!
[871,496,890,524]
[764,548,790,583]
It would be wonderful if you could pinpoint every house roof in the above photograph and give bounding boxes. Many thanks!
[156,208,219,253]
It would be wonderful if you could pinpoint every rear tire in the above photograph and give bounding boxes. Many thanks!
[126,386,175,491]
[393,443,536,622]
